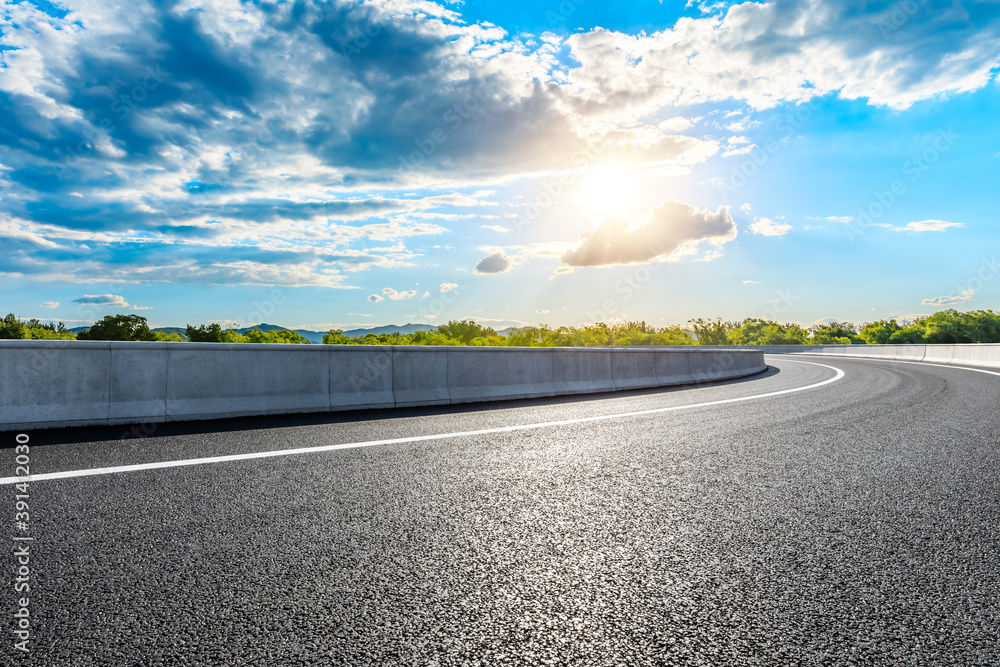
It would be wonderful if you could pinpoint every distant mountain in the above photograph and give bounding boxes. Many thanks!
[342,323,436,338]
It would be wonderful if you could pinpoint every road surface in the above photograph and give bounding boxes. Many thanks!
[3,355,999,665]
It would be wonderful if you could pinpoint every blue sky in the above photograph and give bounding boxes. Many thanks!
[2,0,999,331]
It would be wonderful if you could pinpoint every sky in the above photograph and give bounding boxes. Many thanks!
[1,0,999,332]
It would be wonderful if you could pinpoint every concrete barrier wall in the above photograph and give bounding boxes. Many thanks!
[717,343,1000,370]
[0,342,766,430]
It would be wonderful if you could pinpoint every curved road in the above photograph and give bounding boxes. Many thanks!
[3,356,999,665]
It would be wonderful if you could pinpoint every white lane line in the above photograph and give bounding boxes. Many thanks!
[0,360,844,485]
[770,354,1000,377]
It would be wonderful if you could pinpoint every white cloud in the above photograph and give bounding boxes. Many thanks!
[39,301,59,308]
[922,290,974,307]
[563,2,1000,113]
[748,217,792,237]
[825,216,854,223]
[892,220,965,233]
[382,287,418,301]
[368,294,384,303]
[740,203,752,213]
[561,200,736,267]
[686,0,728,15]
[72,294,129,307]
[657,116,695,132]
[742,280,761,285]
[129,305,153,311]
[551,266,575,279]
[722,144,757,157]
[439,282,459,292]
[482,225,508,233]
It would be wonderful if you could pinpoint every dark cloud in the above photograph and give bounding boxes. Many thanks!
[474,251,512,274]
[72,294,128,306]
[561,201,736,267]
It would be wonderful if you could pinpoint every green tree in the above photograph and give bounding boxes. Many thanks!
[888,328,924,344]
[859,319,902,344]
[811,321,860,344]
[728,318,807,345]
[649,328,696,345]
[915,309,1000,344]
[18,319,76,340]
[76,314,158,341]
[0,314,30,339]
[323,329,353,345]
[436,320,497,344]
[241,327,310,344]
[688,318,733,345]
[505,327,542,347]
[186,323,224,342]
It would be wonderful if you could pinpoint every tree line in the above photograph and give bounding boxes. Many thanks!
[2,310,999,346]
[687,309,1000,345]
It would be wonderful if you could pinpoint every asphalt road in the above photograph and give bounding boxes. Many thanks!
[3,355,999,666]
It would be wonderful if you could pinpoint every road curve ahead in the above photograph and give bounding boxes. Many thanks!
[3,356,999,665]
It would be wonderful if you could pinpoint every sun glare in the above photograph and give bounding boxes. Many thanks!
[579,169,640,218]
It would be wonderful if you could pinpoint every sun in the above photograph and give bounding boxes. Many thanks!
[578,168,640,217]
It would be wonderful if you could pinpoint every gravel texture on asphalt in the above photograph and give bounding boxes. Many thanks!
[2,356,999,665]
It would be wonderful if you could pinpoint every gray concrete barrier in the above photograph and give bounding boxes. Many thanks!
[0,342,766,430]
[921,344,954,365]
[721,343,1000,370]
